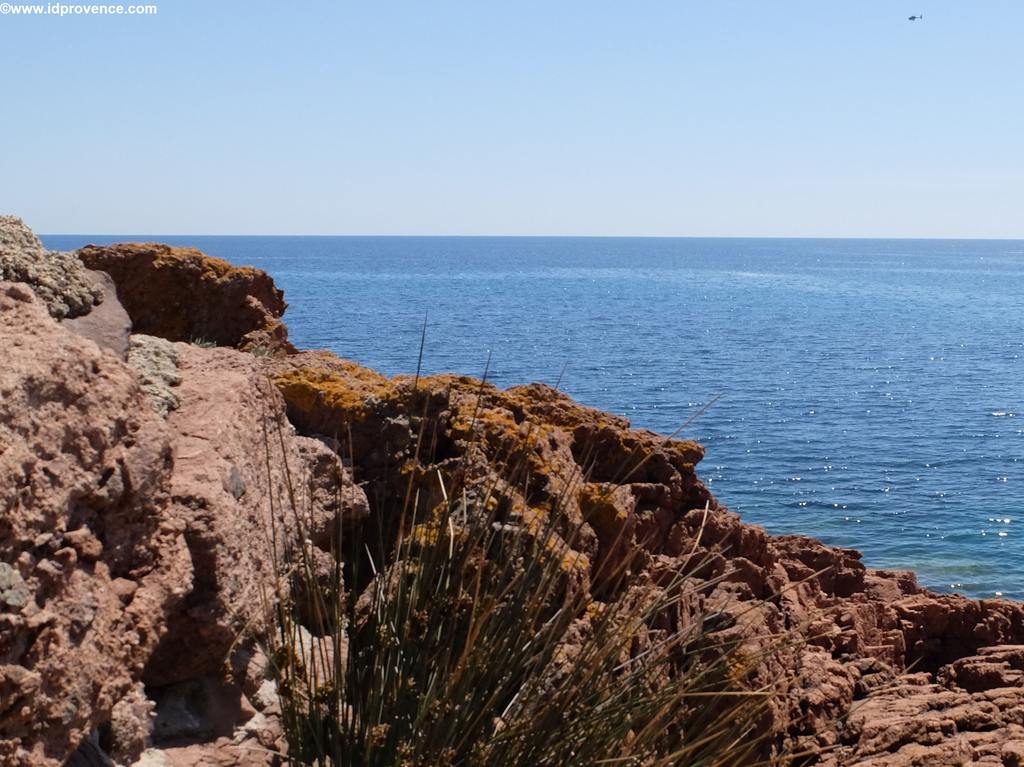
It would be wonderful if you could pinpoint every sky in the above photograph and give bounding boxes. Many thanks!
[1,1,1022,237]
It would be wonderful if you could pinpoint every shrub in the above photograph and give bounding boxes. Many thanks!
[263,427,782,766]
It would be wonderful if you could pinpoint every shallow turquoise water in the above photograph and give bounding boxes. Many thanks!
[44,236,1024,599]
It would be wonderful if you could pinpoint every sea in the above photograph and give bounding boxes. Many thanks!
[43,235,1024,600]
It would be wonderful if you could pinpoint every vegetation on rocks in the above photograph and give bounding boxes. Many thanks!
[4,219,1024,766]
[265,407,782,767]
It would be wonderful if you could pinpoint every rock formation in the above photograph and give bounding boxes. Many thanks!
[145,342,368,688]
[1,225,362,766]
[266,352,1024,766]
[77,242,294,353]
[1,218,1022,766]
[0,217,100,320]
[60,270,132,360]
[0,282,192,765]
[817,646,1024,765]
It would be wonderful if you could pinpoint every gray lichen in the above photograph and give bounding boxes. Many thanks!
[0,215,101,319]
[128,334,182,417]
[0,563,31,610]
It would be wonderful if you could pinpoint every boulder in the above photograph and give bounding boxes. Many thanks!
[0,216,100,319]
[0,216,132,357]
[77,243,294,353]
[60,270,132,359]
[0,282,192,766]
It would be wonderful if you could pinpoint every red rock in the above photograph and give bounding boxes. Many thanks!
[938,645,1024,692]
[1003,740,1024,767]
[59,269,132,359]
[9,225,1024,765]
[145,344,368,686]
[0,283,192,766]
[266,350,1024,765]
[821,664,1024,766]
[77,242,294,353]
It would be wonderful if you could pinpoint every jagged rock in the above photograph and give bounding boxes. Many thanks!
[938,645,1024,692]
[0,216,101,319]
[6,220,1024,765]
[128,335,182,417]
[266,350,1024,764]
[77,243,294,353]
[0,217,131,357]
[0,282,192,766]
[292,435,370,549]
[268,352,715,586]
[144,344,368,687]
[816,658,1024,766]
[60,270,133,359]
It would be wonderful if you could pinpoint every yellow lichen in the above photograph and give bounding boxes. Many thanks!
[272,364,397,423]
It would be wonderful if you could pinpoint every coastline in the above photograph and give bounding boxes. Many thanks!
[41,232,1024,602]
[4,215,1024,766]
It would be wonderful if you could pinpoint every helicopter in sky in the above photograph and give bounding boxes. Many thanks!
[908,14,924,21]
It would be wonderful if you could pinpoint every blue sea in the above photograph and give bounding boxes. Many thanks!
[44,236,1024,600]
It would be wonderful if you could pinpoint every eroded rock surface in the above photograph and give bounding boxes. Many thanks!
[0,283,192,766]
[0,216,101,319]
[77,243,294,353]
[819,647,1024,765]
[4,217,1024,767]
[268,352,1024,765]
[145,344,368,688]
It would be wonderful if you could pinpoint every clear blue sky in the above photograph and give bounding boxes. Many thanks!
[1,1,1021,236]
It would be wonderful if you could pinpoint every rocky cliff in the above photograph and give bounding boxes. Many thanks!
[1,216,1022,767]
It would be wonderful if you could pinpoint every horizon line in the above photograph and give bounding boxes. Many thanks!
[38,232,1024,241]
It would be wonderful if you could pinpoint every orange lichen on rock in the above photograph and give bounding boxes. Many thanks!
[77,242,294,352]
[265,352,717,594]
[271,357,399,426]
[11,217,1024,766]
[263,350,1024,765]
